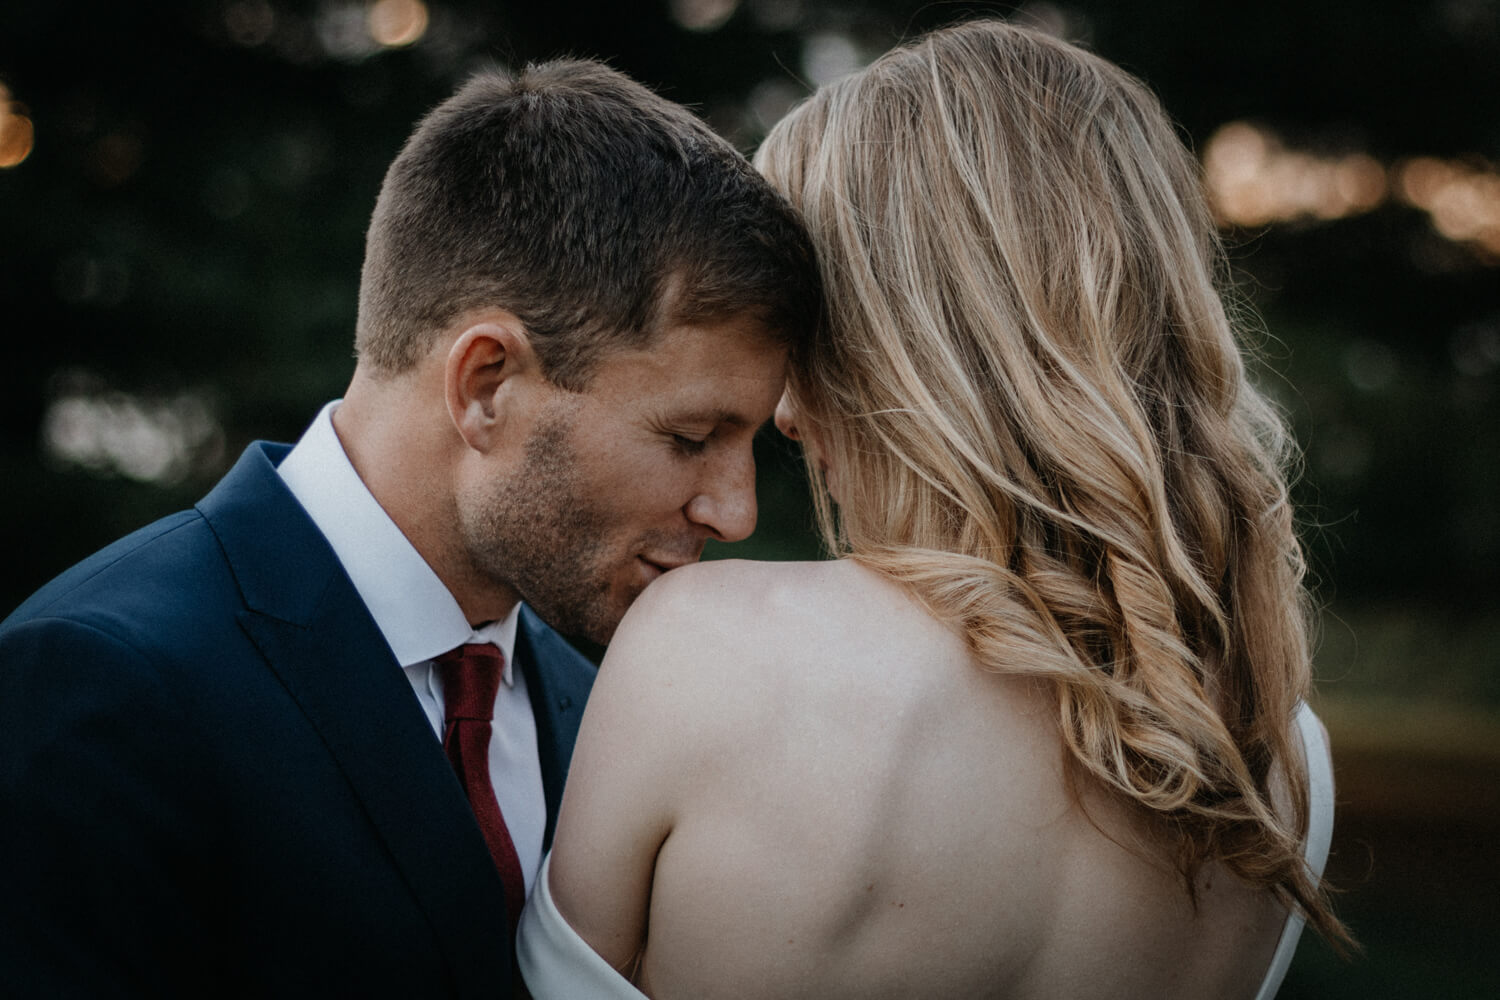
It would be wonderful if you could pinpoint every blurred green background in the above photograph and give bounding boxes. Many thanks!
[3,1,1496,995]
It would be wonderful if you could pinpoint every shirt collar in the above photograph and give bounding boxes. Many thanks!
[276,400,520,684]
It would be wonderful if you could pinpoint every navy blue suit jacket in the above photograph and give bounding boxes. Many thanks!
[0,442,597,997]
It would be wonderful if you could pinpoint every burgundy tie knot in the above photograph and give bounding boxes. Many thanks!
[434,643,505,721]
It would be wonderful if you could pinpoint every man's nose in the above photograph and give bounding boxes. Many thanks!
[774,392,801,441]
[685,448,758,543]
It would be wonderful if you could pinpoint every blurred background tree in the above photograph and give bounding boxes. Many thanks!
[3,1,1497,995]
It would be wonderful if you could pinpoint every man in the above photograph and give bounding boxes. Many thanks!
[0,59,818,996]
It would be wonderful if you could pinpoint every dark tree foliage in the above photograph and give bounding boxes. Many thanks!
[3,4,1500,994]
[2,0,1497,618]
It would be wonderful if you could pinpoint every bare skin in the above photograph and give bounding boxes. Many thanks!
[549,557,1321,1000]
[332,307,786,638]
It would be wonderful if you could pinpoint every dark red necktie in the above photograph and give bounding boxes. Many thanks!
[434,643,527,939]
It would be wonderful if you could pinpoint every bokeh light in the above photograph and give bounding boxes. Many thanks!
[1203,121,1387,227]
[42,377,224,486]
[0,83,35,169]
[368,0,429,48]
[317,3,381,60]
[802,31,862,85]
[1204,121,1500,263]
[1397,156,1500,257]
[671,0,741,33]
[748,77,803,132]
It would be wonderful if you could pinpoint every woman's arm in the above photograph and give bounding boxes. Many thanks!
[543,568,724,979]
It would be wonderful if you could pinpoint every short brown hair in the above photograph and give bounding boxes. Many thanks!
[356,59,819,387]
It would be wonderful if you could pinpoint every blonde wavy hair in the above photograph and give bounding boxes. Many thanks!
[756,19,1351,947]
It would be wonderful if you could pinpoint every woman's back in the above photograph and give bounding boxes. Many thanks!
[548,557,1307,1000]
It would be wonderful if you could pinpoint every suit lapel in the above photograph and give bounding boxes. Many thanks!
[199,444,511,996]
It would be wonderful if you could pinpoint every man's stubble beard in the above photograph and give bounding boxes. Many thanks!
[457,408,626,646]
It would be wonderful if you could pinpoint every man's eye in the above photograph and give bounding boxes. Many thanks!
[672,434,707,455]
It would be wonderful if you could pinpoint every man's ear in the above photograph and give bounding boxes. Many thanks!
[444,314,544,453]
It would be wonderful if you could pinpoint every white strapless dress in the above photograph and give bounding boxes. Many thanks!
[1251,701,1336,1000]
[517,851,648,999]
[517,702,1335,1000]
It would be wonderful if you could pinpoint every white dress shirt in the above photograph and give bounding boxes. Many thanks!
[277,401,547,894]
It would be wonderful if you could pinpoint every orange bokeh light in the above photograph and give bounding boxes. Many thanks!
[1202,122,1389,227]
[368,0,428,48]
[0,84,34,168]
[1203,122,1498,261]
[1397,157,1500,255]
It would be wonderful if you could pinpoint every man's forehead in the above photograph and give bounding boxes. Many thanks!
[608,317,786,372]
[655,305,786,352]
[581,312,788,418]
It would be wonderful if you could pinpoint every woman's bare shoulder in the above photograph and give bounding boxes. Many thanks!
[640,556,862,604]
[616,558,935,655]
[601,557,968,717]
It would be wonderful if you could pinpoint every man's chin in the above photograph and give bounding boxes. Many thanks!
[529,590,628,652]
[521,561,664,650]
[580,577,658,648]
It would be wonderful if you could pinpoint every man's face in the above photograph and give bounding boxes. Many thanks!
[456,314,787,644]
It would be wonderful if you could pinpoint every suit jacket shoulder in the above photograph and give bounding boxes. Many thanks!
[0,442,521,997]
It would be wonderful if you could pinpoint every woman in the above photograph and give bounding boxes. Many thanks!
[518,19,1352,999]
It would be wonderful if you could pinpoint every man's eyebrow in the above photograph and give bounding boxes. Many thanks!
[668,407,756,428]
